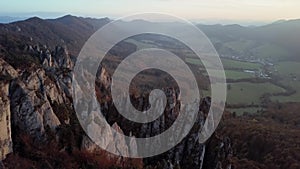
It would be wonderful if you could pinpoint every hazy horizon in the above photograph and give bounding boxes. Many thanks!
[0,12,298,26]
[1,0,300,26]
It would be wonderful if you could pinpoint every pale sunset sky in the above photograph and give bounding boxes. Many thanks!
[0,0,299,24]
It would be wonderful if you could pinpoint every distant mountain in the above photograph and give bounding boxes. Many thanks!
[0,15,299,63]
[0,15,110,57]
[197,19,300,61]
[0,16,28,23]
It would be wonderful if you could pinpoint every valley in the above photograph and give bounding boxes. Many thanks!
[126,34,300,116]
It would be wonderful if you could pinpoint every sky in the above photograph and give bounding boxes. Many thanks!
[1,0,300,24]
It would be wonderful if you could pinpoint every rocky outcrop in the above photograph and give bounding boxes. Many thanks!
[8,45,74,140]
[0,43,139,164]
[81,121,137,158]
[93,67,210,169]
[75,66,138,158]
[9,70,61,141]
[0,44,75,156]
[0,82,12,160]
[38,45,74,69]
[0,58,17,160]
[140,95,208,169]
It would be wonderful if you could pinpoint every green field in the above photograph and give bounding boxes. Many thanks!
[274,61,300,77]
[221,58,261,70]
[227,82,286,105]
[186,57,262,71]
[186,57,261,81]
[186,57,300,105]
[185,58,203,66]
[201,69,254,80]
[271,81,300,102]
[272,93,300,102]
[125,39,157,50]
[225,70,254,80]
[270,61,300,102]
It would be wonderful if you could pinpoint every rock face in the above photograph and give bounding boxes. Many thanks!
[81,121,137,158]
[0,45,76,156]
[0,58,17,160]
[138,95,208,169]
[0,16,146,167]
[7,45,75,143]
[91,67,211,169]
[93,66,233,169]
[0,44,139,164]
[9,70,61,141]
[0,82,12,160]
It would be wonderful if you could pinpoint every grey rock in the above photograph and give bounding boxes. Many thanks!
[0,58,16,160]
[10,77,61,140]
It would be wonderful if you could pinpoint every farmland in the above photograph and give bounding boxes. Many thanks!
[270,61,300,102]
[226,82,285,105]
[221,58,261,70]
[186,56,300,112]
[125,37,300,112]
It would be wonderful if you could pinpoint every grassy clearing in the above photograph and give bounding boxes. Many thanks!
[272,93,300,102]
[125,39,157,50]
[201,69,254,80]
[226,82,285,105]
[274,61,300,77]
[225,70,254,80]
[185,58,203,66]
[270,61,300,102]
[186,57,261,71]
[221,58,261,70]
[271,81,300,102]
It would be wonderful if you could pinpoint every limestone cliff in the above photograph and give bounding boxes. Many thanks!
[0,58,17,160]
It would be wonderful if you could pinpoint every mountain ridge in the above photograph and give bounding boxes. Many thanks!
[1,14,300,63]
[2,14,300,27]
